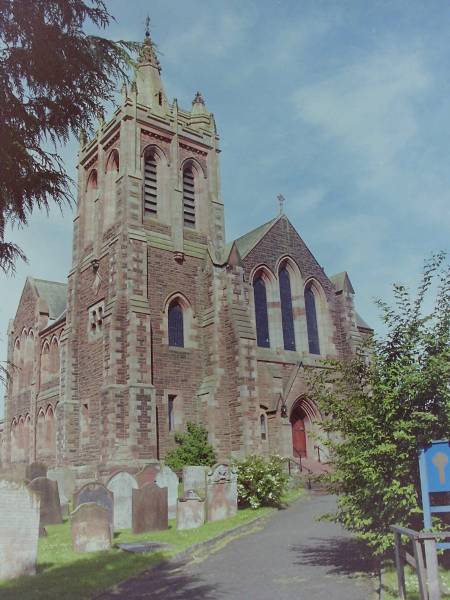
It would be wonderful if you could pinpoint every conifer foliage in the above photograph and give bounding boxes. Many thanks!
[310,252,450,554]
[0,0,136,273]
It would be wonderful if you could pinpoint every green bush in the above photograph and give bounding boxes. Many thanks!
[165,422,217,471]
[235,455,288,509]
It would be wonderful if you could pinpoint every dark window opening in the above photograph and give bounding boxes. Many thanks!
[279,267,296,351]
[168,302,184,347]
[305,285,320,355]
[183,167,196,228]
[253,276,270,348]
[260,414,267,440]
[168,395,176,432]
[144,153,158,217]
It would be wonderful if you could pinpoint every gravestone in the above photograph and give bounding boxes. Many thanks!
[107,472,138,530]
[177,490,205,530]
[206,464,238,522]
[136,464,160,488]
[183,465,208,497]
[155,465,179,519]
[71,503,111,553]
[48,467,76,508]
[0,481,40,580]
[73,481,114,534]
[27,477,62,525]
[26,462,47,481]
[132,484,168,533]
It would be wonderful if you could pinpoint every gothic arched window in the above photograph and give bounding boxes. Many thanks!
[253,276,270,348]
[279,267,296,351]
[144,151,158,217]
[305,283,320,355]
[104,150,119,228]
[182,165,196,228]
[168,301,184,347]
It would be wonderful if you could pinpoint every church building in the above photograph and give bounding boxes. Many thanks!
[1,29,371,479]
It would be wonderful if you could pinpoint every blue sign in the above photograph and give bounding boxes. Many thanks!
[419,440,450,550]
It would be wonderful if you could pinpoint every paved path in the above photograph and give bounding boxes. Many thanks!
[100,493,378,600]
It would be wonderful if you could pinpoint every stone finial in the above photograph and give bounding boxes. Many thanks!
[121,81,128,102]
[192,91,205,106]
[139,17,161,72]
[130,80,138,95]
[79,129,87,146]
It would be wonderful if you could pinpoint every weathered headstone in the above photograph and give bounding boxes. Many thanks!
[27,477,62,525]
[26,462,47,481]
[0,481,40,580]
[177,490,205,530]
[132,484,168,533]
[107,472,138,530]
[206,464,238,522]
[48,467,76,508]
[136,464,160,488]
[73,481,114,533]
[183,465,208,497]
[71,503,111,553]
[155,465,179,519]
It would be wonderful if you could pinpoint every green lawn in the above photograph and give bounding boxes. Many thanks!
[0,488,304,600]
[383,562,450,599]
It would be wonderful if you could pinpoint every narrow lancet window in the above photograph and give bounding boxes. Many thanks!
[305,284,320,355]
[253,276,270,348]
[279,267,296,351]
[144,153,158,216]
[183,166,196,228]
[168,302,184,347]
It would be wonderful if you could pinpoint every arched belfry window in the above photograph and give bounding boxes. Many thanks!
[144,151,158,217]
[182,165,196,228]
[279,266,296,351]
[305,283,320,355]
[253,276,270,348]
[168,301,184,347]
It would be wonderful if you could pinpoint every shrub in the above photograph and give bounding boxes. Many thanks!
[235,454,288,509]
[165,422,217,472]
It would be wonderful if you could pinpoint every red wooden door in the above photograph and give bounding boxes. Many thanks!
[292,418,307,458]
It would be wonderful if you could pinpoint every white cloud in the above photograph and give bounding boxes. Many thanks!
[292,44,430,186]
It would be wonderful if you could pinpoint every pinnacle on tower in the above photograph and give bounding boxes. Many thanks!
[139,16,161,72]
[192,91,205,106]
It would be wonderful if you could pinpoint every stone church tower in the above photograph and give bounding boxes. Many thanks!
[1,29,372,479]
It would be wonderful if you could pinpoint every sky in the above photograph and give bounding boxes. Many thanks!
[1,0,449,417]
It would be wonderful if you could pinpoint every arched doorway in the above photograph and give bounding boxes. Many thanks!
[291,405,307,458]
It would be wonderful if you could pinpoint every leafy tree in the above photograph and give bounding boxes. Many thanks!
[165,422,217,472]
[309,252,450,554]
[0,0,138,274]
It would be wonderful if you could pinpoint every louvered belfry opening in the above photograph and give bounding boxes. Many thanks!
[183,166,196,228]
[144,152,158,217]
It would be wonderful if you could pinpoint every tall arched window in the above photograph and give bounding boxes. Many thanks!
[253,276,270,348]
[104,150,119,228]
[305,283,320,355]
[168,301,184,347]
[143,151,158,217]
[279,267,296,351]
[182,165,196,228]
[84,169,98,247]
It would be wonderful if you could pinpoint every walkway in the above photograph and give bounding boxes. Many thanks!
[100,493,378,600]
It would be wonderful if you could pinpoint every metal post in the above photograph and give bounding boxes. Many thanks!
[424,538,441,600]
[393,531,407,600]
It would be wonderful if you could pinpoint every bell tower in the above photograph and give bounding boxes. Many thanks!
[59,25,226,473]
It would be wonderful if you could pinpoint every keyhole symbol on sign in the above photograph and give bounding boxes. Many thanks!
[432,452,449,485]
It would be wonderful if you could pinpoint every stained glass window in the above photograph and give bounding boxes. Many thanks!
[279,267,296,351]
[305,284,320,355]
[253,276,270,348]
[168,302,184,347]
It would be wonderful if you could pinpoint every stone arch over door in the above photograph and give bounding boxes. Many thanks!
[290,397,320,460]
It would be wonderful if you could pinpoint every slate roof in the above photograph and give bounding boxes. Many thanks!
[232,217,279,259]
[356,312,372,331]
[329,271,355,294]
[31,278,67,320]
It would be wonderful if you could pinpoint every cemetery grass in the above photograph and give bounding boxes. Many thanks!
[382,563,450,599]
[0,488,304,600]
